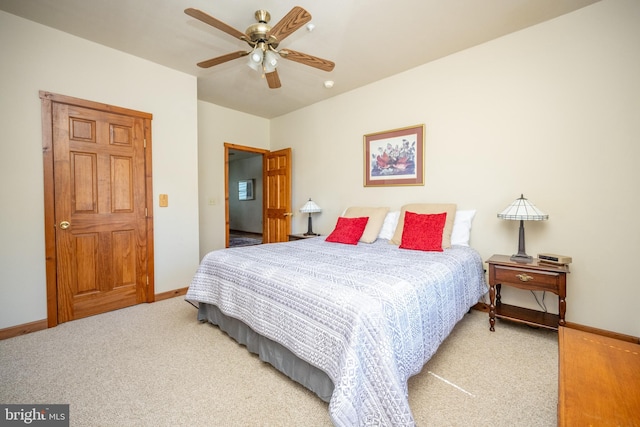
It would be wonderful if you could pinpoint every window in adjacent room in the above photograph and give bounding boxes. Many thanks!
[238,179,254,201]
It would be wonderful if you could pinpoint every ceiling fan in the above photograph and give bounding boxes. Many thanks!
[185,6,335,89]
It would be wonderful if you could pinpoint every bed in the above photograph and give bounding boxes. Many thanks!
[186,206,487,426]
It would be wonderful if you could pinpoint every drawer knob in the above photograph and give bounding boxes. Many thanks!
[516,273,533,282]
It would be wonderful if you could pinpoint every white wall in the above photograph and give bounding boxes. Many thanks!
[197,101,269,257]
[271,0,640,337]
[0,11,200,329]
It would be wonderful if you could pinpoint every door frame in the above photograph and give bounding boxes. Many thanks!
[40,91,155,327]
[224,143,268,247]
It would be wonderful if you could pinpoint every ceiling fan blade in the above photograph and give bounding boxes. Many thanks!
[185,8,247,41]
[268,6,311,42]
[279,49,335,72]
[197,51,248,68]
[265,70,282,89]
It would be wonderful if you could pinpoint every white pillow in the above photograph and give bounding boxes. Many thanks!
[377,211,400,240]
[451,210,476,246]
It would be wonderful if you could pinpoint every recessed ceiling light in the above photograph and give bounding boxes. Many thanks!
[323,80,334,89]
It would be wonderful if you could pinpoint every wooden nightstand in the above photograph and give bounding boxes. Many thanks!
[288,233,320,241]
[486,254,570,331]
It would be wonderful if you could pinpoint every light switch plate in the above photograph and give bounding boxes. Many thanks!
[159,194,168,207]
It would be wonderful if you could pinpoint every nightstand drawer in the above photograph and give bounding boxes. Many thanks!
[494,265,561,292]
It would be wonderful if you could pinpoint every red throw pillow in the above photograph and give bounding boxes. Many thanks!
[325,217,369,245]
[399,211,447,251]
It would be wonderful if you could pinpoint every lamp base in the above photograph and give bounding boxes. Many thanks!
[510,219,532,263]
[510,254,533,263]
[304,214,317,236]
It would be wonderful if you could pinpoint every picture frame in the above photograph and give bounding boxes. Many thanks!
[238,179,254,200]
[363,124,425,187]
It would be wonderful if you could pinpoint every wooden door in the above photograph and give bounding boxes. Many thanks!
[42,92,154,325]
[263,148,292,243]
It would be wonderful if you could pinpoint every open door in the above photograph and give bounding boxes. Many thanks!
[263,148,292,243]
[224,144,291,246]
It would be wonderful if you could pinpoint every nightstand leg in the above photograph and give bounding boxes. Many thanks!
[489,283,496,331]
[559,296,566,326]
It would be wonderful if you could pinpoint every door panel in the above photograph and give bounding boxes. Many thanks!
[263,148,292,243]
[52,102,148,322]
[74,233,98,294]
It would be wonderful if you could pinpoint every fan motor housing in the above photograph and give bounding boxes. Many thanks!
[246,22,270,41]
[246,10,278,46]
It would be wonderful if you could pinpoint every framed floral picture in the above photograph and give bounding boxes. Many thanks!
[363,124,425,187]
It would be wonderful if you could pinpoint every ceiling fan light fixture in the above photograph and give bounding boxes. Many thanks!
[263,50,280,73]
[247,46,264,71]
[250,48,263,63]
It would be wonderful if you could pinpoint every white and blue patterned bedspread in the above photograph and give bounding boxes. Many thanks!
[187,237,487,426]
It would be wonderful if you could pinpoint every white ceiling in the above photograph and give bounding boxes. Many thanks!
[0,0,599,119]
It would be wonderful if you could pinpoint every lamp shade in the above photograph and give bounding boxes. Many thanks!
[300,199,321,213]
[263,50,279,73]
[247,47,264,72]
[497,194,548,221]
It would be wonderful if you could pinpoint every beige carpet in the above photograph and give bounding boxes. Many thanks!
[0,297,558,426]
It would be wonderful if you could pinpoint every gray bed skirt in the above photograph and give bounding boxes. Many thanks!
[197,302,334,403]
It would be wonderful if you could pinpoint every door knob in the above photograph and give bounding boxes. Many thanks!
[59,221,70,230]
[283,212,293,217]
